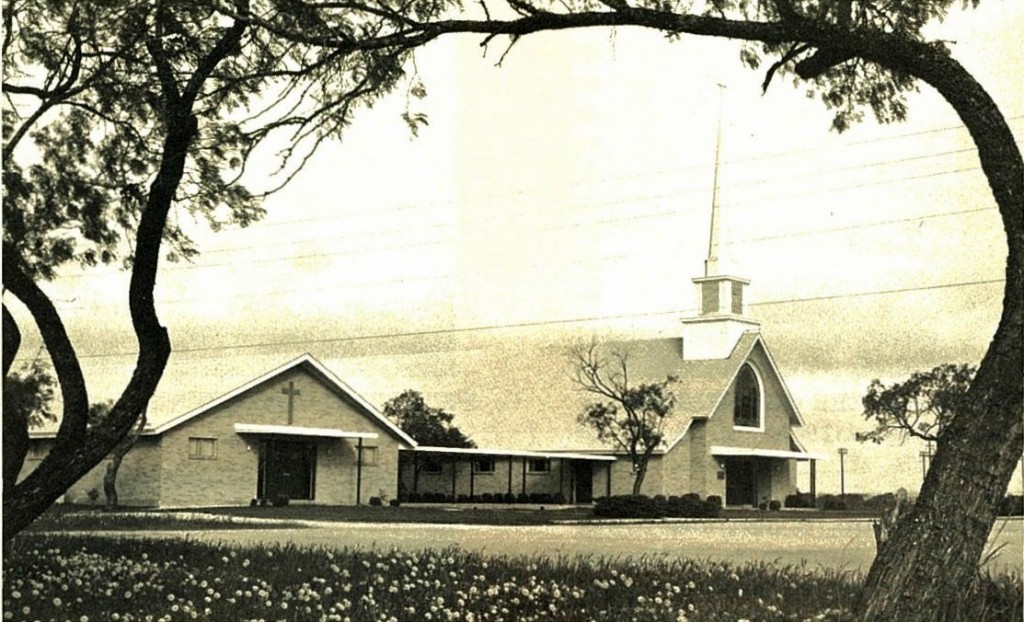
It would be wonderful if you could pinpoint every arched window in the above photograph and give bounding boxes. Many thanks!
[733,364,762,429]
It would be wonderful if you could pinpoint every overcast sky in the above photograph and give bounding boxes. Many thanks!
[9,2,1023,495]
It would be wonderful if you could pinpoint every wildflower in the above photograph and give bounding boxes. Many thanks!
[53,597,63,607]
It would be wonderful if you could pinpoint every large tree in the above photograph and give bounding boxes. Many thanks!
[283,4,1021,618]
[4,1,1020,619]
[1,0,454,538]
[571,341,677,495]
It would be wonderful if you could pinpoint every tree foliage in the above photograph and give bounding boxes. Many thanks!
[383,390,475,448]
[2,1,1020,619]
[2,356,57,490]
[858,363,976,445]
[571,341,676,495]
[1,0,455,538]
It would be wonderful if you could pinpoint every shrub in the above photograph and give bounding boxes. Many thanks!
[516,493,530,504]
[758,501,769,511]
[593,493,719,519]
[389,499,401,507]
[818,495,846,511]
[249,498,259,507]
[864,492,896,511]
[785,492,815,508]
[552,493,566,505]
[769,500,781,511]
[86,488,100,504]
[706,495,723,509]
[503,493,516,503]
[369,496,383,507]
[271,494,290,507]
[837,494,865,511]
[481,493,494,503]
[665,495,702,518]
[999,495,1024,517]
[594,495,662,519]
[457,495,470,503]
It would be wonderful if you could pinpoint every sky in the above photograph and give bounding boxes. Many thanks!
[8,2,1023,495]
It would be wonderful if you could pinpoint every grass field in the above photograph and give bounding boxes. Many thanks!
[24,504,885,532]
[4,534,1020,622]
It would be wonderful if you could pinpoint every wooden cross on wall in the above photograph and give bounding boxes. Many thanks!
[281,381,301,425]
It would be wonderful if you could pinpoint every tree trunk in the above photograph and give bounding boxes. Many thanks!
[632,460,647,495]
[854,42,1024,622]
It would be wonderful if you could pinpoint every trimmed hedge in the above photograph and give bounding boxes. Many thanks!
[593,494,721,519]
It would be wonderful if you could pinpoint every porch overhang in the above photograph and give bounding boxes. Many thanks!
[408,446,617,462]
[710,445,828,461]
[234,423,379,440]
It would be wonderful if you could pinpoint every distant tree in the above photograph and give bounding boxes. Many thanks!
[384,390,475,448]
[571,341,676,495]
[384,390,474,496]
[857,363,976,445]
[2,357,57,490]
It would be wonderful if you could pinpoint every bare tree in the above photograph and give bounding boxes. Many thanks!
[571,341,676,495]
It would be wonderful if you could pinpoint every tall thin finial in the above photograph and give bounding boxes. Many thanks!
[705,83,726,277]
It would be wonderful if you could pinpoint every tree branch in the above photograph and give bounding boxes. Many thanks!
[2,243,90,446]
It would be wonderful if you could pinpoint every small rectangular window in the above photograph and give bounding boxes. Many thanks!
[359,446,379,466]
[701,281,719,315]
[473,458,495,473]
[528,458,550,473]
[731,282,744,314]
[188,437,218,460]
[420,458,443,474]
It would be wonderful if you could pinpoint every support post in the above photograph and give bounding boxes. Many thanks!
[606,461,612,498]
[507,456,513,497]
[470,459,476,499]
[521,458,527,496]
[451,458,457,499]
[356,438,363,506]
[559,459,564,500]
[809,460,817,503]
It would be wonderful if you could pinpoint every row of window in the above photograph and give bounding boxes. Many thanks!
[420,457,552,475]
[187,438,380,465]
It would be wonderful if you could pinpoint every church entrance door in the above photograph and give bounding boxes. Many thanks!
[259,439,317,501]
[725,457,756,506]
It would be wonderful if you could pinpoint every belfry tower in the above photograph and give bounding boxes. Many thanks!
[680,86,760,360]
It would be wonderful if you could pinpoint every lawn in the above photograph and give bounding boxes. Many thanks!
[4,534,1019,622]
[25,503,884,533]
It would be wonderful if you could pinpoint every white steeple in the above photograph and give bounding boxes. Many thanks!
[681,85,760,360]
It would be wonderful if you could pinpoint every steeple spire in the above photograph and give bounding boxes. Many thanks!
[680,83,760,360]
[705,83,725,277]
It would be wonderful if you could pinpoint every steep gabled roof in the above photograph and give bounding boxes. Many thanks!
[148,353,417,447]
[662,331,804,451]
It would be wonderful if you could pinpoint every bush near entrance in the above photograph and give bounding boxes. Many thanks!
[593,494,721,519]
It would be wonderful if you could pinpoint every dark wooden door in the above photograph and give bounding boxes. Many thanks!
[725,457,755,506]
[259,439,316,501]
[573,462,593,503]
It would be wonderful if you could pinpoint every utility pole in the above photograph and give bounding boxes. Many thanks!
[920,440,934,482]
[838,447,848,496]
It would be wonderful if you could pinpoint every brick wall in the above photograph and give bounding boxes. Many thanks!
[157,366,404,507]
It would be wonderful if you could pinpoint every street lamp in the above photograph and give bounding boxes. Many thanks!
[838,447,848,496]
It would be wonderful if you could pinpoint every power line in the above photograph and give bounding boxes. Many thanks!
[45,202,998,310]
[220,115,1023,232]
[24,277,1004,361]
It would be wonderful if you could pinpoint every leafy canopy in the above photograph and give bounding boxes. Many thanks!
[857,363,976,445]
[383,390,476,448]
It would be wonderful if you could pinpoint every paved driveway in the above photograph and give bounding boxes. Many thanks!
[110,518,1023,575]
